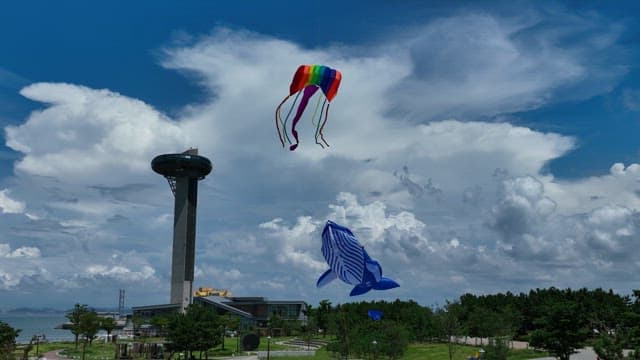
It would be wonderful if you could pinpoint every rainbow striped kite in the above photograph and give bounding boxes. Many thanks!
[275,64,342,151]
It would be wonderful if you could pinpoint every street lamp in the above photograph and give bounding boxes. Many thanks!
[372,340,377,360]
[32,334,44,357]
[267,335,271,360]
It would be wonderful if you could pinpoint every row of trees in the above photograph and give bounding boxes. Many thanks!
[306,288,640,360]
[452,288,640,360]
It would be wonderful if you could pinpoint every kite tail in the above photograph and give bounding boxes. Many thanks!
[314,99,328,148]
[289,85,319,151]
[310,93,324,127]
[316,102,331,148]
[281,91,302,146]
[274,95,292,147]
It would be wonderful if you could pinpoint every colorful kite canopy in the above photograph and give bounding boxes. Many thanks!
[275,65,342,151]
[316,220,399,296]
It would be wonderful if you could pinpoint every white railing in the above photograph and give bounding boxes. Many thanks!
[256,350,315,358]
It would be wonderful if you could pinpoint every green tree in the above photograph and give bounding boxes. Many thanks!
[627,347,640,360]
[327,305,356,359]
[132,314,145,339]
[593,332,624,360]
[483,338,509,360]
[436,302,463,360]
[99,317,117,342]
[150,315,170,337]
[269,313,283,336]
[166,304,220,358]
[220,314,241,350]
[376,321,410,359]
[529,300,590,360]
[66,303,89,349]
[79,310,101,360]
[302,317,318,350]
[317,299,332,337]
[0,320,20,360]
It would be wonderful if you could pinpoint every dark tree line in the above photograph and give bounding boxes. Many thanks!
[308,288,640,360]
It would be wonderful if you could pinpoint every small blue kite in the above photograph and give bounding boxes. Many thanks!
[316,220,400,296]
[368,309,383,321]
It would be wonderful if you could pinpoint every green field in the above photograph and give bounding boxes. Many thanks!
[14,338,548,360]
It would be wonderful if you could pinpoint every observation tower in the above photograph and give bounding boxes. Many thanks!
[152,148,212,311]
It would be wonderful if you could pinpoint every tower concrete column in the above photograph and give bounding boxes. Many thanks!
[170,176,199,309]
[152,149,212,312]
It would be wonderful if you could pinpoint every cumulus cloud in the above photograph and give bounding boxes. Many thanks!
[545,163,640,214]
[0,243,40,258]
[490,176,557,240]
[584,205,637,257]
[83,264,156,283]
[5,83,189,185]
[259,216,325,271]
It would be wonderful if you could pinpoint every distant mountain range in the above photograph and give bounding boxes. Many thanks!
[0,307,130,315]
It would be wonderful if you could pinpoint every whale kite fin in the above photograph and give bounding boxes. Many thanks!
[365,259,382,282]
[350,283,373,296]
[316,269,337,288]
[372,277,400,291]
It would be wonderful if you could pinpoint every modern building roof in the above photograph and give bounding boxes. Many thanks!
[195,296,253,318]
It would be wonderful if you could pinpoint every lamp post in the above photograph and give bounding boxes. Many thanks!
[267,336,271,360]
[32,334,44,357]
[372,340,377,360]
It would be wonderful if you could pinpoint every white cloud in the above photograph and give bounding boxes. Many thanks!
[0,270,20,289]
[5,83,190,185]
[0,189,25,214]
[83,264,156,282]
[391,12,626,121]
[545,163,640,214]
[0,243,41,258]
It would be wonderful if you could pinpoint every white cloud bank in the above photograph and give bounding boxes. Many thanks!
[0,9,637,306]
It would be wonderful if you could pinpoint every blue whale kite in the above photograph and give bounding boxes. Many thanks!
[317,220,400,296]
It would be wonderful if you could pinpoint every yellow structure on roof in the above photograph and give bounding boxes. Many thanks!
[194,287,232,298]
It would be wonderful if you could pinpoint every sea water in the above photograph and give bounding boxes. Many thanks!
[0,314,74,344]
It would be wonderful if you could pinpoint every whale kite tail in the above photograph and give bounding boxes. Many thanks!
[349,277,400,296]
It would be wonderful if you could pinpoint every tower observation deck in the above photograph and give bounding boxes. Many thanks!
[152,149,212,311]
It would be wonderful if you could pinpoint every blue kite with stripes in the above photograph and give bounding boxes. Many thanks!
[317,220,400,296]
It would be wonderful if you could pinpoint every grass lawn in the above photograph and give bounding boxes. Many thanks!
[13,338,548,360]
[402,343,548,360]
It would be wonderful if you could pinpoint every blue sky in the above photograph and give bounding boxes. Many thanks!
[1,0,640,310]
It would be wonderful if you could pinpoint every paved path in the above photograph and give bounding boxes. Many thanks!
[531,346,597,360]
[42,349,69,360]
